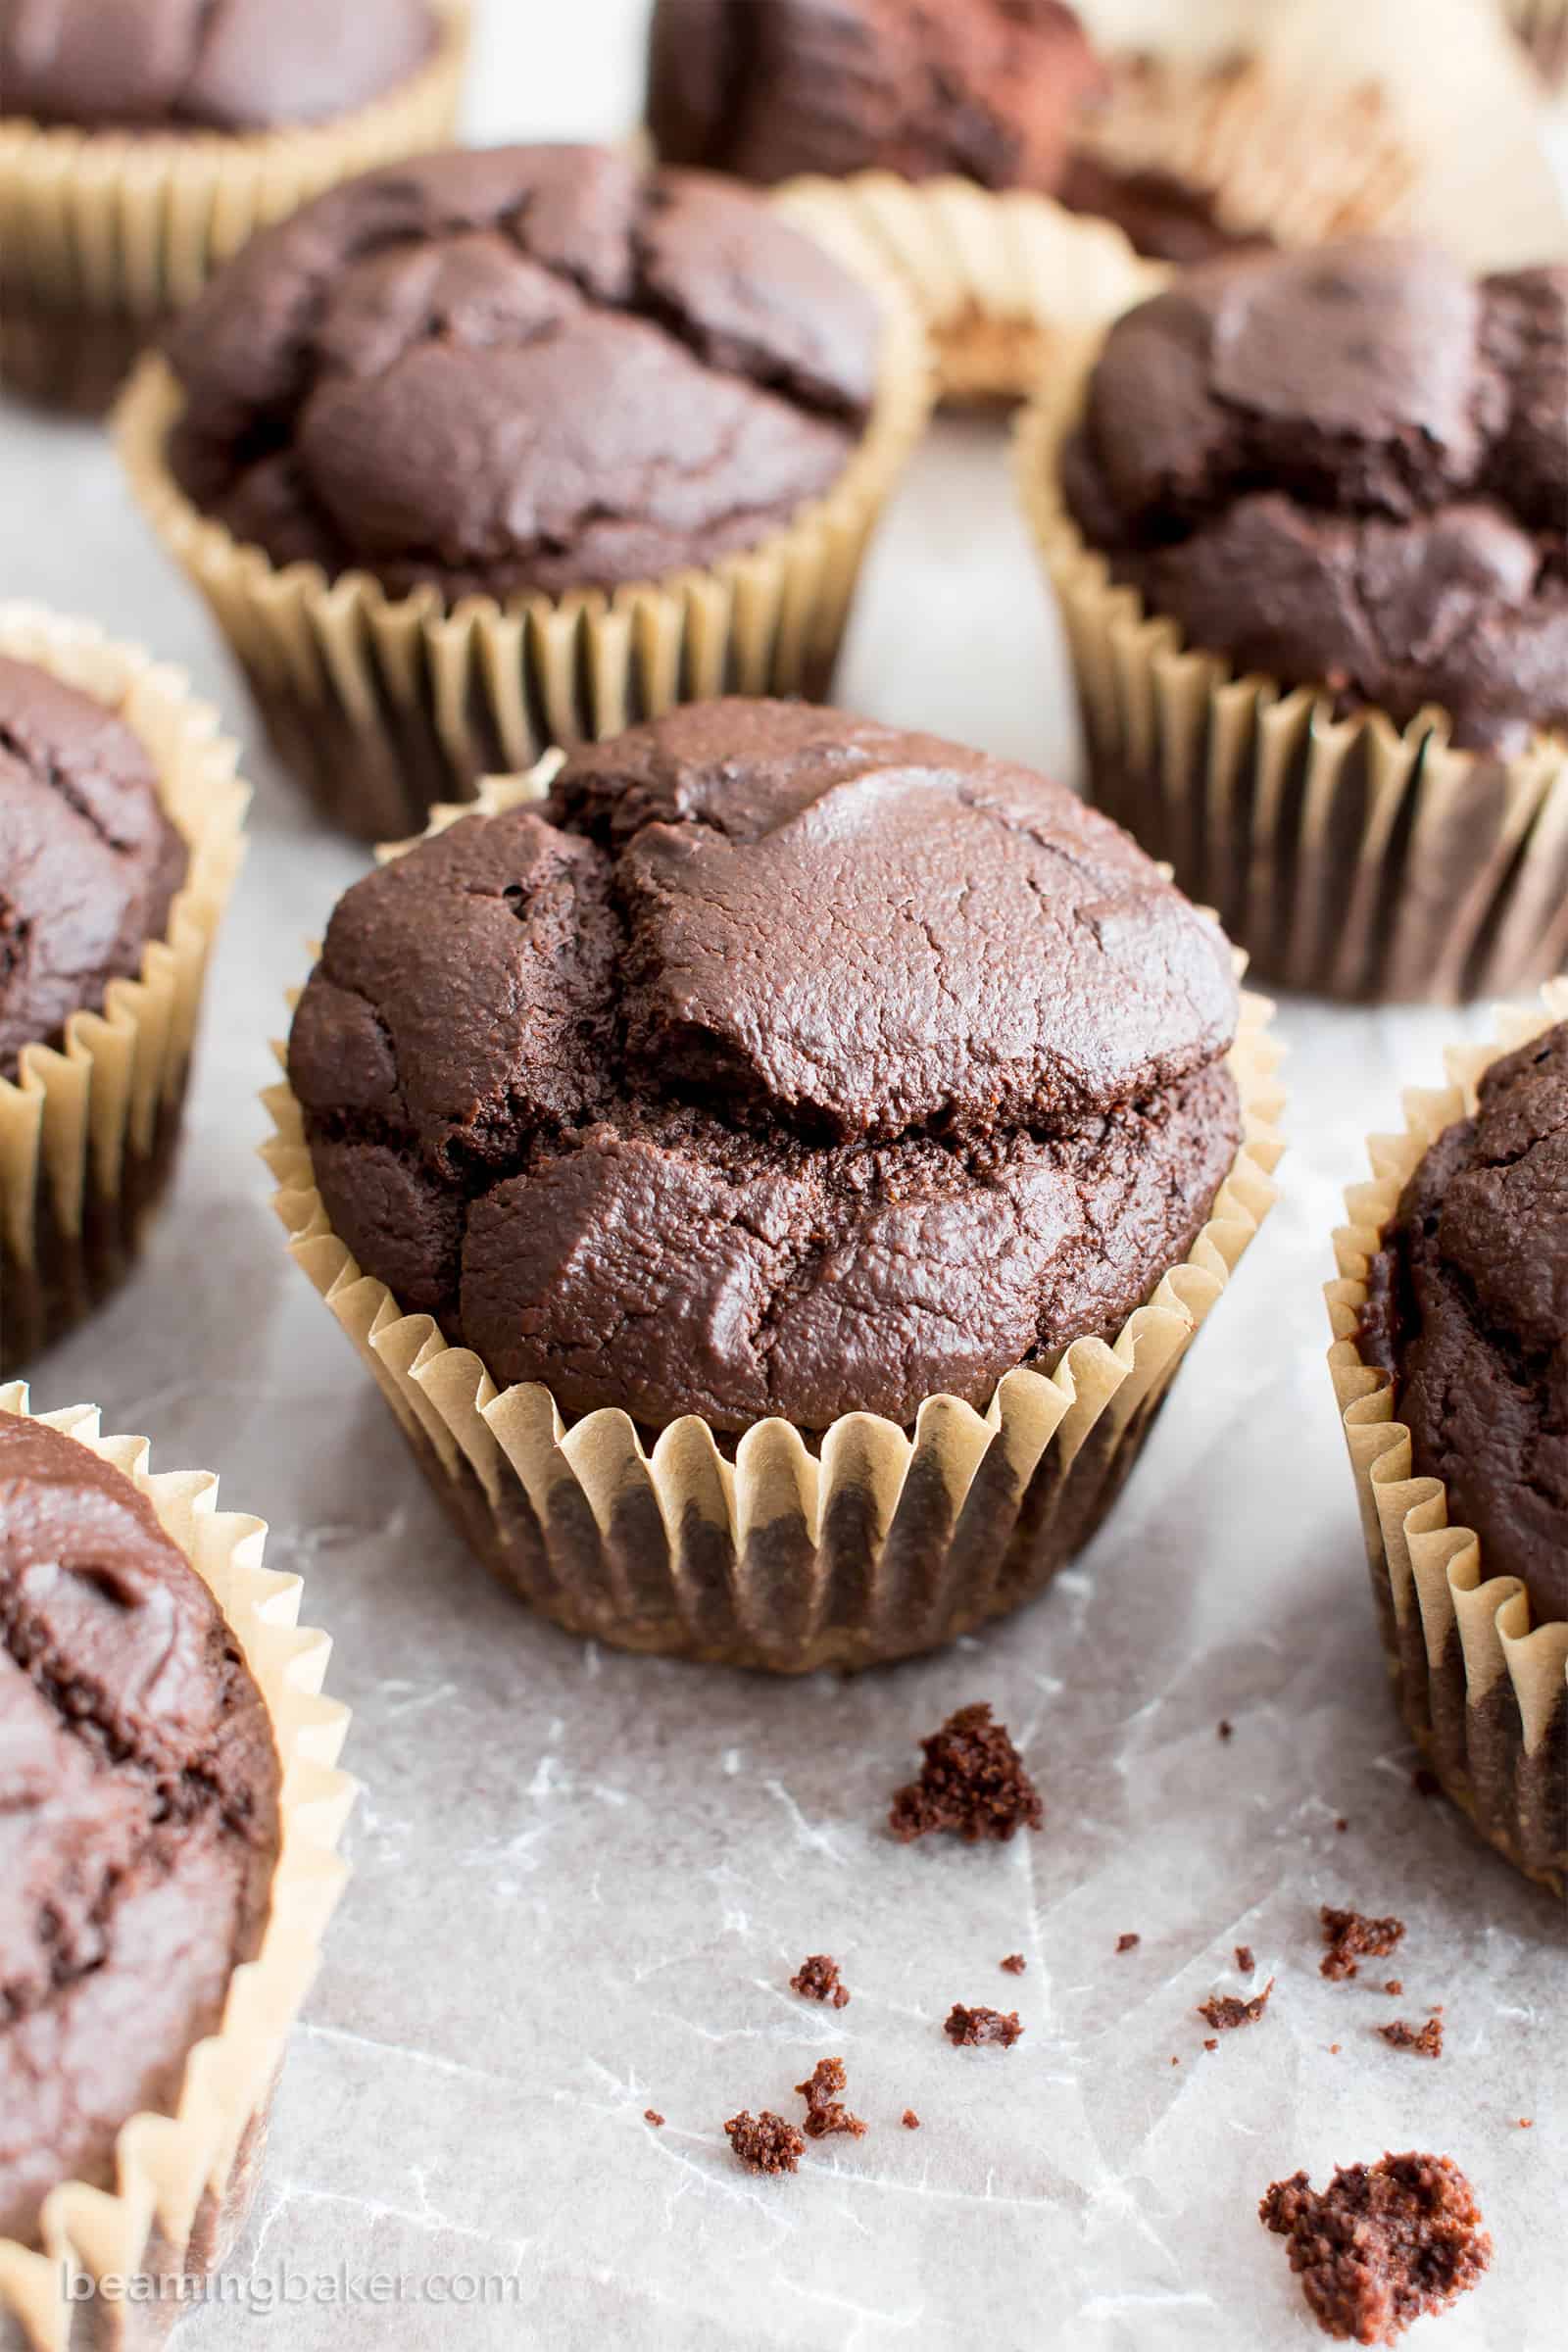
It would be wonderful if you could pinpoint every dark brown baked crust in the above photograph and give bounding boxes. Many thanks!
[0,0,435,132]
[0,1416,281,2247]
[1260,2152,1491,2344]
[647,0,1105,193]
[288,699,1241,1435]
[0,654,188,1082]
[1061,241,1568,755]
[1359,1020,1568,1625]
[164,144,881,604]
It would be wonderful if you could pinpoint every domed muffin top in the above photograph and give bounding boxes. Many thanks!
[289,700,1242,1433]
[1061,240,1568,754]
[1360,1021,1568,1626]
[0,654,187,1081]
[0,0,436,133]
[0,1414,280,2245]
[164,144,885,603]
[647,0,1105,194]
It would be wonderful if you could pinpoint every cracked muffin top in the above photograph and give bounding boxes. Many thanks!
[647,0,1106,196]
[1359,1020,1568,1624]
[288,699,1243,1434]
[163,144,884,603]
[0,654,187,1083]
[1060,240,1568,755]
[0,0,436,132]
[0,1415,280,2247]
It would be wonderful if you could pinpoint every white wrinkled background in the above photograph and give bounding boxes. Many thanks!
[4,4,1565,2344]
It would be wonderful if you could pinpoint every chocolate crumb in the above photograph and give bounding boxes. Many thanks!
[1379,2018,1444,2059]
[889,1702,1043,1844]
[1429,2004,1445,2015]
[796,2056,866,2139]
[1412,1767,1442,1797]
[644,2109,664,2127]
[1000,1952,1026,1975]
[1329,2043,1341,2054]
[1260,2151,1490,2342]
[1320,1905,1405,1982]
[1199,1977,1275,2033]
[902,2109,921,2130]
[1170,2055,1181,2066]
[1235,1943,1255,1973]
[1385,1979,1403,1994]
[1218,1719,1234,1740]
[790,1953,850,2008]
[725,2110,805,2175]
[1203,2037,1218,2051]
[944,2003,1023,2049]
[1335,1817,1349,1834]
[1519,2119,1533,2129]
[1116,1932,1141,1953]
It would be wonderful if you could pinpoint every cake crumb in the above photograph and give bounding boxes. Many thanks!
[1170,2055,1180,2066]
[1412,1766,1442,1797]
[1329,2043,1341,2054]
[1260,2151,1490,2342]
[902,2109,920,2130]
[1218,1719,1234,1740]
[1379,2018,1444,2059]
[1335,1817,1349,1834]
[889,1702,1043,1843]
[1203,2037,1218,2052]
[1199,1977,1275,2033]
[1235,1943,1255,1974]
[1320,1904,1405,1982]
[1116,1932,1141,1953]
[790,1953,850,2008]
[944,2003,1023,2049]
[1385,1980,1403,1995]
[796,2056,866,2140]
[725,2111,805,2175]
[644,2109,664,2127]
[1518,2119,1533,2129]
[1000,1952,1026,1976]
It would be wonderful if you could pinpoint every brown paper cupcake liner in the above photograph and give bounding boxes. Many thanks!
[0,605,249,1378]
[1015,349,1568,1005]
[1505,0,1568,84]
[260,766,1283,1674]
[0,0,469,416]
[0,1387,355,2352]
[1326,985,1568,1894]
[115,186,933,844]
[773,172,1167,405]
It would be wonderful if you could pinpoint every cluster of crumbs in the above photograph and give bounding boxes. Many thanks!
[1320,1906,1405,1983]
[1379,2019,1444,2060]
[944,2004,1023,2049]
[789,1953,850,2008]
[1198,1978,1275,2033]
[888,1703,1042,1843]
[1260,2152,1491,2343]
[724,2112,806,2176]
[796,2057,866,2140]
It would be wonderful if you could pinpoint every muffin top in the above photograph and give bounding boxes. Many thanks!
[647,0,1106,193]
[0,0,435,133]
[1061,241,1568,754]
[165,145,883,604]
[0,655,188,1083]
[0,1415,280,2246]
[289,699,1242,1434]
[1360,1022,1568,1625]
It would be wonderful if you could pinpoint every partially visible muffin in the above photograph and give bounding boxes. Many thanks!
[287,698,1242,1436]
[0,0,435,131]
[0,653,187,1081]
[0,1413,281,2246]
[1060,241,1568,756]
[163,144,883,604]
[1359,1021,1568,1627]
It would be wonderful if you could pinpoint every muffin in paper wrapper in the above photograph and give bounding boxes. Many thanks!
[0,604,248,1379]
[113,187,935,845]
[772,53,1416,407]
[1015,344,1568,1005]
[0,1386,354,2352]
[0,0,469,416]
[1327,986,1568,1894]
[261,767,1283,1675]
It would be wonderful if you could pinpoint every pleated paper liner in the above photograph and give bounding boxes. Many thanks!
[0,605,248,1379]
[260,765,1284,1674]
[0,1388,354,2352]
[1015,346,1568,1005]
[0,0,469,416]
[1326,985,1568,1895]
[1506,0,1568,84]
[114,191,934,847]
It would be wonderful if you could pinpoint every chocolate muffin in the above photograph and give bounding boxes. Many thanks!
[1060,241,1568,758]
[0,1413,281,2246]
[1360,1022,1568,1627]
[163,143,882,605]
[0,0,435,132]
[288,699,1242,1437]
[0,652,188,1082]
